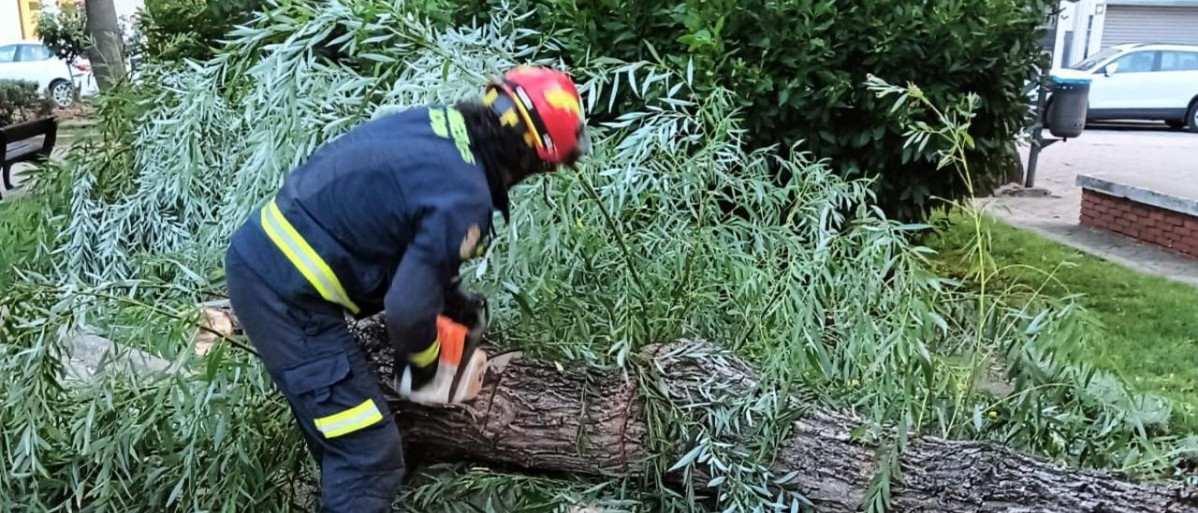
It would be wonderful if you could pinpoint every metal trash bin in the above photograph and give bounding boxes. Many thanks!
[1046,74,1091,139]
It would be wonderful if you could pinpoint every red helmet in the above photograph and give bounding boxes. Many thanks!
[484,66,589,165]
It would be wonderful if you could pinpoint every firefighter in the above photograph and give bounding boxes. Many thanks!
[223,66,588,512]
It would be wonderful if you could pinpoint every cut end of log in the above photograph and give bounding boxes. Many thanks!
[192,307,236,357]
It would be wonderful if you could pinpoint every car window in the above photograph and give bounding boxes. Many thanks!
[1070,47,1122,71]
[1159,51,1198,71]
[16,44,52,62]
[0,45,16,63]
[1111,51,1155,73]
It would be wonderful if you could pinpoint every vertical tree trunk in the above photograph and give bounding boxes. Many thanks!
[84,0,126,89]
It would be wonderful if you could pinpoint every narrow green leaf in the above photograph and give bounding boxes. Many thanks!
[669,445,703,473]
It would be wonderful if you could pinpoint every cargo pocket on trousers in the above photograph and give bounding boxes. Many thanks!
[283,352,384,439]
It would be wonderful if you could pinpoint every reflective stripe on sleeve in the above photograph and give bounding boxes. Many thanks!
[410,339,440,368]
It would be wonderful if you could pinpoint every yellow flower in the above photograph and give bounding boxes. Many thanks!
[849,379,860,387]
[988,410,998,419]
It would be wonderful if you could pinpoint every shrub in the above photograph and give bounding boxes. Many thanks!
[130,0,261,63]
[452,0,1050,221]
[36,3,90,104]
[37,2,91,66]
[0,80,54,126]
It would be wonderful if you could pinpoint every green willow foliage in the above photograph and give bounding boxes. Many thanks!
[131,0,466,63]
[1,0,1191,511]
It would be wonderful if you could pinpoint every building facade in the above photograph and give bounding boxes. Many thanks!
[1052,0,1198,68]
[1,2,21,42]
[1,0,144,43]
[2,0,55,42]
[1,0,38,42]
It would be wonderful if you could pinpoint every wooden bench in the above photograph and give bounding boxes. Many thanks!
[1,117,58,200]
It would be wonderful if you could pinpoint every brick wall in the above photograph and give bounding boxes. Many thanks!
[1080,189,1198,258]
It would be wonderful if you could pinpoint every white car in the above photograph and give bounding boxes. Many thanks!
[1054,43,1198,132]
[0,40,98,108]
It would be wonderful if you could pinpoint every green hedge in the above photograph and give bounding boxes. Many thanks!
[0,80,53,127]
[131,0,257,62]
[130,0,1052,220]
[452,0,1051,220]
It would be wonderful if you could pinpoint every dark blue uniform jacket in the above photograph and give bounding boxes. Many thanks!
[229,105,499,355]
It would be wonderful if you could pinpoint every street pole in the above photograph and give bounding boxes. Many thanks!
[1025,73,1048,188]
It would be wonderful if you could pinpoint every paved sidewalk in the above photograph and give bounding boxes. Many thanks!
[980,125,1198,287]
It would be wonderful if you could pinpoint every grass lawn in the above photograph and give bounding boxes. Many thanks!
[0,186,58,292]
[58,126,96,143]
[0,121,96,291]
[925,211,1198,433]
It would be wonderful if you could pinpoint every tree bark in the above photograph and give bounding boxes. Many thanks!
[343,315,1197,512]
[84,0,127,89]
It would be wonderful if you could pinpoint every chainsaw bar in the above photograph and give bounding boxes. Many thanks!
[486,350,523,375]
[446,335,483,402]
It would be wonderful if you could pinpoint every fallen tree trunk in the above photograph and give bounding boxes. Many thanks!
[344,315,1198,512]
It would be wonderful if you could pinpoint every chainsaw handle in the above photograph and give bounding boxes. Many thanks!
[442,280,488,338]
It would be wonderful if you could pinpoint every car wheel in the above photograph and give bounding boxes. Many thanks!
[1187,101,1198,133]
[49,80,74,108]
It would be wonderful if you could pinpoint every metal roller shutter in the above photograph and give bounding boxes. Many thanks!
[1103,5,1198,48]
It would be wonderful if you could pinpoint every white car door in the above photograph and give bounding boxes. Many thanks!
[16,44,64,92]
[0,44,28,84]
[1156,51,1198,113]
[0,44,54,91]
[1087,50,1158,110]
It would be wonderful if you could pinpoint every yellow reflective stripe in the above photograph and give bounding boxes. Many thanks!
[544,89,581,116]
[314,399,383,439]
[260,199,361,314]
[429,107,474,163]
[429,108,449,138]
[509,90,543,150]
[410,339,440,368]
[499,108,519,127]
[446,108,474,164]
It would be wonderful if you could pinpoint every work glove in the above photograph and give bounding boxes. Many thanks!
[396,283,489,405]
[396,315,488,405]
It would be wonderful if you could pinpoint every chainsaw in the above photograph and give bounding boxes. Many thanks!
[435,282,522,404]
[439,283,491,403]
[385,281,518,405]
